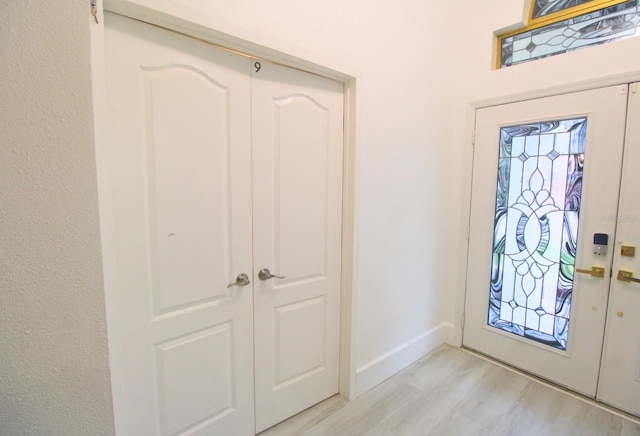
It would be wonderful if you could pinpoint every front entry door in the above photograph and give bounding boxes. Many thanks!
[463,85,629,397]
[598,83,640,416]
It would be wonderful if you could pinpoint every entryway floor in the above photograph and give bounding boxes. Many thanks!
[260,344,640,435]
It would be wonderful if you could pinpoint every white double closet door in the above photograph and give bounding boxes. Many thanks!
[464,83,640,417]
[105,14,343,435]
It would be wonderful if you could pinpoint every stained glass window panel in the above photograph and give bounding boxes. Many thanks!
[532,0,595,19]
[501,0,640,68]
[488,118,587,351]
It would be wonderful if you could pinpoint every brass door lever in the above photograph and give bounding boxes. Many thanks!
[575,266,605,278]
[617,270,640,284]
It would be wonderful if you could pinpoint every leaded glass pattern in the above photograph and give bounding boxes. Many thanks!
[501,0,640,68]
[532,0,595,19]
[489,118,586,350]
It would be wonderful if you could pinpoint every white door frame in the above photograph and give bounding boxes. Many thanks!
[453,72,640,349]
[90,2,360,434]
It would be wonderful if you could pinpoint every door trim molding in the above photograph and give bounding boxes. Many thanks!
[92,3,360,433]
[468,71,640,110]
[453,72,640,348]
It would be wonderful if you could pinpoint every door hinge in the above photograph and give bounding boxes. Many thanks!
[90,0,99,23]
[460,314,465,329]
[466,226,470,240]
[471,130,476,146]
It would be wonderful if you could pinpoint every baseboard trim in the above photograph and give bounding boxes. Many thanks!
[355,322,454,396]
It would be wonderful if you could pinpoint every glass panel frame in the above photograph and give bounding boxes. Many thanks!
[531,0,614,22]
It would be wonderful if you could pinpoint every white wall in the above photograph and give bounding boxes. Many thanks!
[449,0,640,343]
[452,0,640,103]
[0,2,114,434]
[104,0,458,397]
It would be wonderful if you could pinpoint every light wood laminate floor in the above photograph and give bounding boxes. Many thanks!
[260,345,640,436]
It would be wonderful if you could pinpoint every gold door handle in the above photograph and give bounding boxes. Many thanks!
[575,266,605,278]
[617,270,640,284]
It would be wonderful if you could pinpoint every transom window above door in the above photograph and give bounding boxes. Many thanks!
[498,0,640,68]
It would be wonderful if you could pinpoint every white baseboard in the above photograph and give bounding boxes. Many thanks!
[355,322,455,397]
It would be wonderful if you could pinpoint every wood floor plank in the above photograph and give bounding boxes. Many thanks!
[259,345,640,435]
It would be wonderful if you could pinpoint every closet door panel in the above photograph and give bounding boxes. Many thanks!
[251,60,344,433]
[144,66,232,314]
[273,96,330,281]
[106,13,255,435]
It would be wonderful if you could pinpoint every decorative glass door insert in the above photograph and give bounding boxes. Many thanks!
[489,118,586,351]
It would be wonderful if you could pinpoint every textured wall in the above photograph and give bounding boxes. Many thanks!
[0,2,114,435]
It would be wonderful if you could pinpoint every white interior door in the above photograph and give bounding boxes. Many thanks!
[106,14,255,435]
[251,61,344,433]
[598,82,640,416]
[463,85,629,396]
[106,14,345,435]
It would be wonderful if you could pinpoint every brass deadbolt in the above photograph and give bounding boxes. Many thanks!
[621,245,636,258]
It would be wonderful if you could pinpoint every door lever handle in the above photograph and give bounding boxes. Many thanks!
[227,273,250,288]
[617,270,640,284]
[258,268,286,281]
[575,266,605,278]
